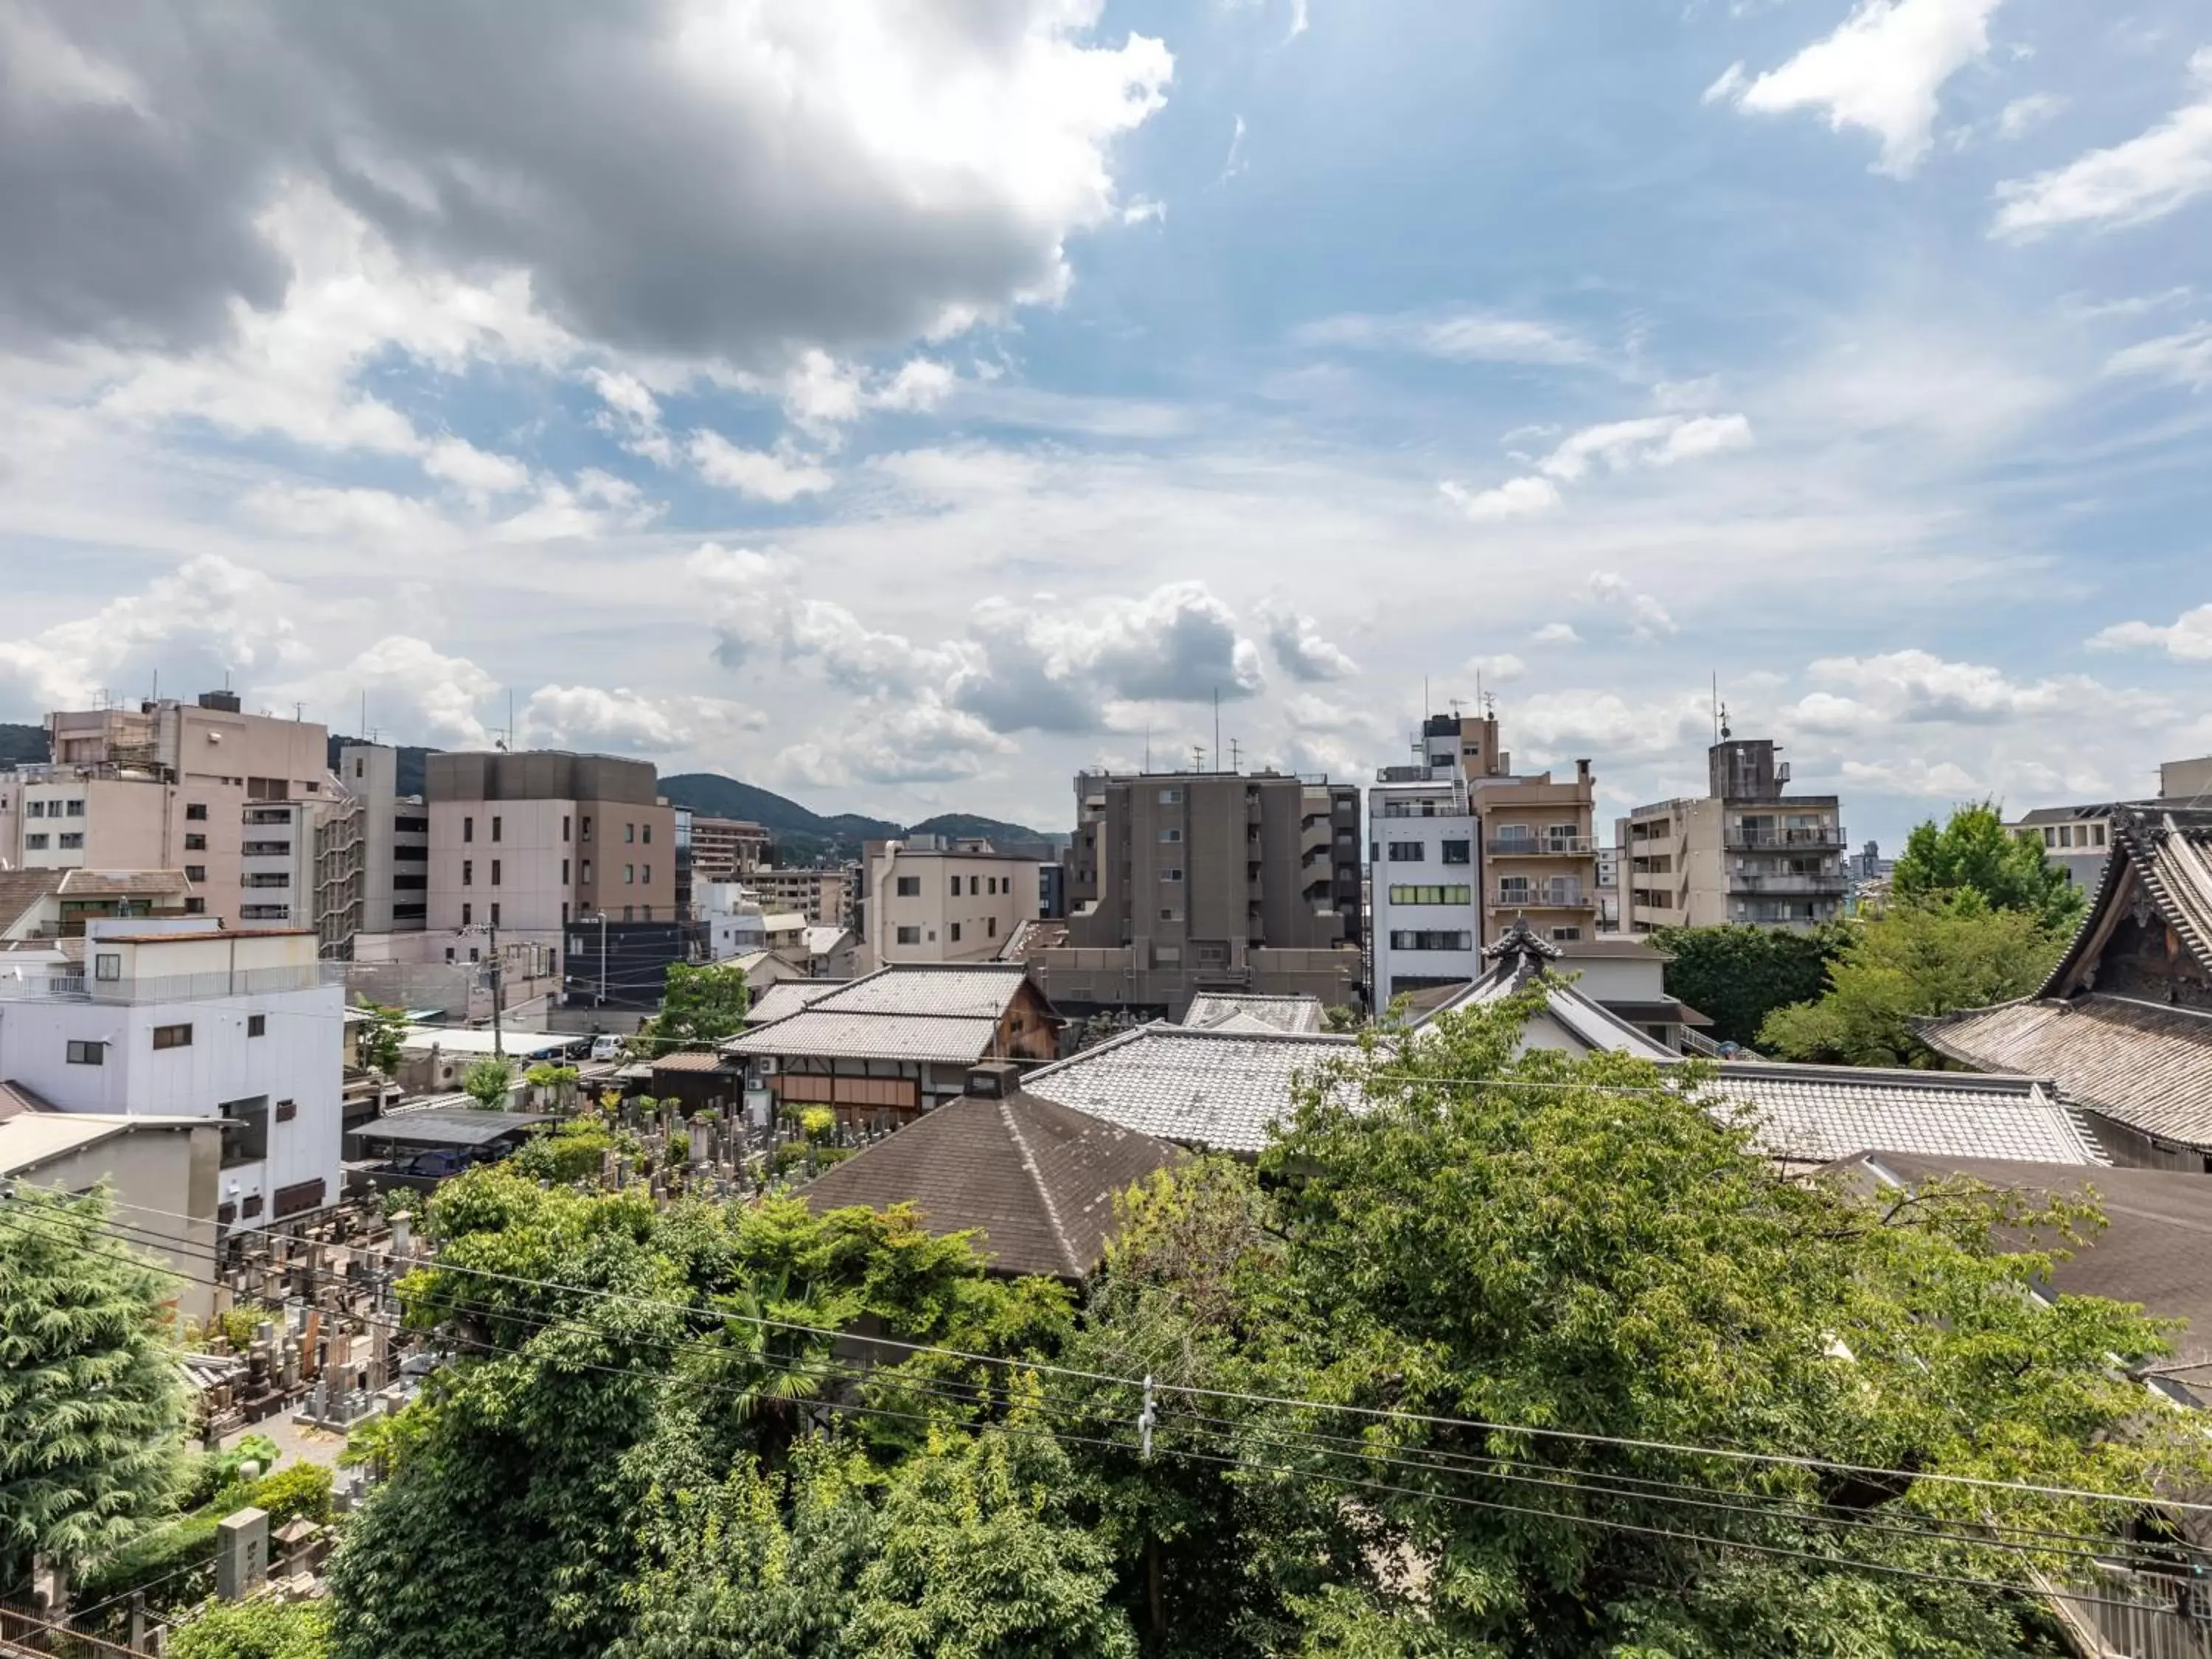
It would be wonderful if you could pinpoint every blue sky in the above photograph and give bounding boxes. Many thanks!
[1,0,2208,846]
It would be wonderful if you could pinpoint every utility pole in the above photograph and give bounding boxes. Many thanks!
[489,922,504,1059]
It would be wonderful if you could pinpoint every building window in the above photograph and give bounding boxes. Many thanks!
[563,858,571,883]
[491,859,502,886]
[1387,886,1472,905]
[464,815,474,843]
[1161,868,1185,883]
[185,803,208,821]
[968,875,980,895]
[1441,840,1471,865]
[896,925,922,945]
[626,823,636,844]
[950,922,962,942]
[1159,908,1180,922]
[63,799,83,816]
[462,902,473,925]
[1158,788,1183,804]
[1158,827,1183,844]
[1152,944,1182,965]
[625,864,636,884]
[563,815,571,842]
[1388,931,1472,952]
[470,946,482,961]
[2093,823,2107,848]
[948,876,960,897]
[2058,825,2073,849]
[896,876,920,897]
[642,865,650,884]
[23,801,41,818]
[492,815,502,842]
[582,815,593,841]
[1386,843,1425,861]
[642,824,652,845]
[184,833,207,851]
[184,897,205,915]
[987,917,998,937]
[446,947,456,964]
[581,860,593,883]
[462,860,473,886]
[24,834,48,850]
[1551,928,1582,942]
[247,1014,267,1037]
[490,902,501,927]
[220,1096,268,1168]
[57,833,83,849]
[184,863,206,881]
[94,953,120,981]
[2042,827,2056,848]
[153,1023,192,1050]
[66,1040,103,1065]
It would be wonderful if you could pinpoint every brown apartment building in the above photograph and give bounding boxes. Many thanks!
[1034,768,1363,1018]
[0,692,331,932]
[1417,712,1601,943]
[1621,737,1848,931]
[689,815,771,883]
[425,752,674,974]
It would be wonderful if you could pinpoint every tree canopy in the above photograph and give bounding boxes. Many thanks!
[639,961,751,1054]
[1894,801,2086,933]
[459,1056,515,1110]
[1647,922,1843,1048]
[0,1186,187,1595]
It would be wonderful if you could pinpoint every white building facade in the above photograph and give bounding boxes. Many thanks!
[1368,768,1482,1005]
[0,920,344,1228]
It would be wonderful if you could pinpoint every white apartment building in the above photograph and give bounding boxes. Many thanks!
[1368,768,1481,1004]
[0,919,344,1228]
[863,837,1041,968]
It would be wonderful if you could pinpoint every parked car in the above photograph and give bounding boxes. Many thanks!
[398,1147,481,1179]
[588,1034,626,1062]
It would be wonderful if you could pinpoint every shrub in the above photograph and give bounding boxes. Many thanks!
[249,1461,333,1527]
[170,1596,333,1659]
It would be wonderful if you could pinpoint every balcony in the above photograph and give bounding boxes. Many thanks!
[241,841,293,858]
[1725,825,1846,850]
[1495,885,1590,910]
[1731,872,1848,895]
[1488,835,1595,857]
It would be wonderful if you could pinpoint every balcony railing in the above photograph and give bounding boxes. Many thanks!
[1725,825,1846,849]
[241,841,293,858]
[1732,872,1848,895]
[1495,886,1590,909]
[0,961,346,1005]
[1489,836,1596,857]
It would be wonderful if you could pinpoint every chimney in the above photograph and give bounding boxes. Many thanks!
[965,1061,1021,1099]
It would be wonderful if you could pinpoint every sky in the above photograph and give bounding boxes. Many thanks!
[1,0,2209,849]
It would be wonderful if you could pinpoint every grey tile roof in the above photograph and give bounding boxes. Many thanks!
[798,1091,1185,1280]
[1183,993,1327,1034]
[1414,967,1681,1062]
[1020,1023,1359,1153]
[1697,1062,2105,1167]
[0,870,61,936]
[808,963,1034,1020]
[745,980,849,1026]
[724,1009,1004,1065]
[1920,995,2212,1147]
[2038,805,2212,998]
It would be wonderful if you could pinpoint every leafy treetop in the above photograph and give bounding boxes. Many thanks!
[1894,801,2087,933]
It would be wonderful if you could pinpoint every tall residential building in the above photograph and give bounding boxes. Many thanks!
[861,835,1041,968]
[1368,766,1480,1004]
[0,918,344,1228]
[1622,737,1848,931]
[425,752,675,974]
[747,866,856,928]
[1398,712,1601,944]
[690,815,772,883]
[0,694,332,931]
[333,743,430,939]
[1038,768,1363,1017]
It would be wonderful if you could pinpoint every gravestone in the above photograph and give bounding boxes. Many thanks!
[215,1507,269,1600]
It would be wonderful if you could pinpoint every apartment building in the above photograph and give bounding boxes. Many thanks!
[862,836,1041,968]
[1368,768,1480,1004]
[425,751,675,973]
[748,866,855,928]
[1414,712,1601,944]
[0,693,331,932]
[2005,806,2114,891]
[1038,769,1363,1018]
[2164,756,2212,803]
[333,744,430,940]
[1623,737,1848,931]
[0,918,344,1228]
[690,815,771,883]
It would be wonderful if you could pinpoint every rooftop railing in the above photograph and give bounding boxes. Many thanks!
[0,961,345,1005]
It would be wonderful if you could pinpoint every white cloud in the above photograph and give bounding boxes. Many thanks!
[1466,653,1527,685]
[1297,310,1595,366]
[521,685,762,754]
[422,437,533,502]
[333,635,498,748]
[1540,414,1754,481]
[1722,0,2003,178]
[1992,50,2212,237]
[1996,91,2067,140]
[686,432,835,502]
[1440,476,1563,521]
[776,696,1015,788]
[1805,648,2164,723]
[2089,602,2212,661]
[2104,323,2212,389]
[1585,571,1678,641]
[1220,114,1248,184]
[1121,197,1166,225]
[1530,622,1582,645]
[588,368,676,467]
[1261,605,1360,681]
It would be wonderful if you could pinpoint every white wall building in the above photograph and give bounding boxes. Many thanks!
[0,919,344,1228]
[862,837,1041,969]
[1368,768,1481,1005]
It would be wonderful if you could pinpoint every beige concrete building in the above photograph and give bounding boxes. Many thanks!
[1415,712,1601,943]
[747,866,855,928]
[1038,769,1363,1018]
[425,751,674,977]
[2161,756,2212,804]
[0,694,331,933]
[690,815,771,883]
[1623,737,1847,931]
[863,836,1041,969]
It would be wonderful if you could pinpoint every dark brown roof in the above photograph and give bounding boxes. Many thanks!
[797,1090,1185,1281]
[2040,805,2212,998]
[0,869,61,934]
[1831,1153,2212,1372]
[0,1079,63,1123]
[1920,996,2212,1148]
[1601,1000,1714,1028]
[56,869,195,898]
[650,1050,734,1074]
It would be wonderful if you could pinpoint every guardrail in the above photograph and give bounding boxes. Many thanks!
[0,962,347,1005]
[1488,837,1596,856]
[1724,827,1846,849]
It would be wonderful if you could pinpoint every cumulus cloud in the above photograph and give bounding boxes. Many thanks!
[0,1,1174,361]
[335,636,499,748]
[1261,605,1360,681]
[1993,50,2212,237]
[1296,309,1595,366]
[686,432,835,502]
[1996,91,2067,140]
[1530,622,1582,645]
[1585,572,1677,641]
[1805,649,2171,723]
[2104,323,2212,389]
[1467,653,1527,685]
[776,697,1015,788]
[521,685,763,754]
[1440,476,1563,521]
[1717,0,2001,178]
[0,554,309,717]
[2089,602,2212,661]
[1441,412,1750,524]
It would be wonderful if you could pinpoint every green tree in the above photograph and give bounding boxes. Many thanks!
[0,1186,187,1594]
[1894,801,2086,932]
[638,962,751,1054]
[170,1597,332,1659]
[1647,922,1843,1048]
[509,1116,628,1185]
[1201,995,2201,1655]
[1757,897,2062,1065]
[460,1056,515,1110]
[358,1004,409,1074]
[846,1412,1138,1659]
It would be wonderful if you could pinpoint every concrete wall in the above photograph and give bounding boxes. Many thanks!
[5,1122,223,1325]
[866,846,1040,966]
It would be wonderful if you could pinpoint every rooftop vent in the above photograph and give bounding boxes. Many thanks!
[198,690,242,713]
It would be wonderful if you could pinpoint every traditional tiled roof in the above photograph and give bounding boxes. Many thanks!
[1920,996,2212,1147]
[650,1050,734,1074]
[0,1078,63,1123]
[804,925,851,957]
[807,963,1037,1020]
[2039,804,2212,998]
[56,868,194,898]
[724,1010,1004,1065]
[1413,933,1680,1063]
[797,1091,1185,1280]
[1695,1062,2105,1168]
[744,980,847,1025]
[1020,1023,1357,1153]
[0,870,61,936]
[1183,992,1326,1034]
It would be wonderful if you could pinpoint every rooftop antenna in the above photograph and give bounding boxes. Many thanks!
[361,689,367,740]
[1719,701,1733,742]
[1424,675,1430,720]
[1213,687,1221,773]
[1711,674,1720,745]
[1144,723,1152,773]
[1192,742,1205,773]
[1229,737,1242,771]
[293,702,304,723]
[150,669,158,704]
